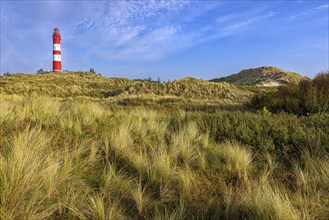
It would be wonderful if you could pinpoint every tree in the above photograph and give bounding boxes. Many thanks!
[37,69,44,74]
[90,68,95,74]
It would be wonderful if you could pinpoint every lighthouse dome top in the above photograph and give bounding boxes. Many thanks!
[54,27,59,33]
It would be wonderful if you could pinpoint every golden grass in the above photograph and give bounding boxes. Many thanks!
[0,72,252,104]
[220,142,252,180]
[211,66,306,86]
[0,95,328,219]
[244,182,301,219]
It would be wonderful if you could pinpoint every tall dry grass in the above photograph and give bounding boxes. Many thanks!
[0,95,328,219]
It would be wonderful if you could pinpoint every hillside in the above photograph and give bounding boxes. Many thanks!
[1,95,329,219]
[210,66,307,86]
[111,77,250,101]
[1,71,329,219]
[0,72,131,98]
[0,72,252,103]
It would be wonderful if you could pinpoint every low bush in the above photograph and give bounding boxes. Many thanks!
[252,72,329,115]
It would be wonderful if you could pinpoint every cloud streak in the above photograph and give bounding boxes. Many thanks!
[289,3,328,20]
[65,1,279,63]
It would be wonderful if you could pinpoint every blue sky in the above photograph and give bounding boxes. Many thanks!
[1,0,328,80]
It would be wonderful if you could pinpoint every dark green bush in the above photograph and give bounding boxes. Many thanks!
[252,72,329,115]
[168,110,329,164]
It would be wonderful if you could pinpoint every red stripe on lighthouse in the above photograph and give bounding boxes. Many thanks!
[52,27,62,72]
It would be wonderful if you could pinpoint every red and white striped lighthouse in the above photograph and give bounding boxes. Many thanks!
[52,27,62,72]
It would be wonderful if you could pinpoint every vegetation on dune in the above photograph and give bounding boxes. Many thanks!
[0,72,131,98]
[0,72,251,103]
[252,71,329,115]
[0,69,327,219]
[1,95,329,219]
[118,77,251,102]
[210,66,307,86]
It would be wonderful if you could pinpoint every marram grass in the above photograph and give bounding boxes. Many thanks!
[0,95,329,219]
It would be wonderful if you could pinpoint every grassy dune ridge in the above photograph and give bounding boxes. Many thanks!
[211,66,307,86]
[0,73,251,103]
[1,95,329,219]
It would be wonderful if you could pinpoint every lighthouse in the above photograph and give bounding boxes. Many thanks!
[52,27,62,72]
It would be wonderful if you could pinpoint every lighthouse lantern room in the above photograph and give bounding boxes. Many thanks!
[52,27,62,72]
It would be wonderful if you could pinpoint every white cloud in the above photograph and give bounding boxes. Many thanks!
[224,11,277,32]
[289,3,328,20]
[65,1,279,63]
[315,4,329,10]
[62,1,192,61]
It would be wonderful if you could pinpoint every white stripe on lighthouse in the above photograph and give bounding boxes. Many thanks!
[53,44,61,51]
[53,54,61,61]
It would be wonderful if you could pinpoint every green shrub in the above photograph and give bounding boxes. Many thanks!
[252,72,329,115]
